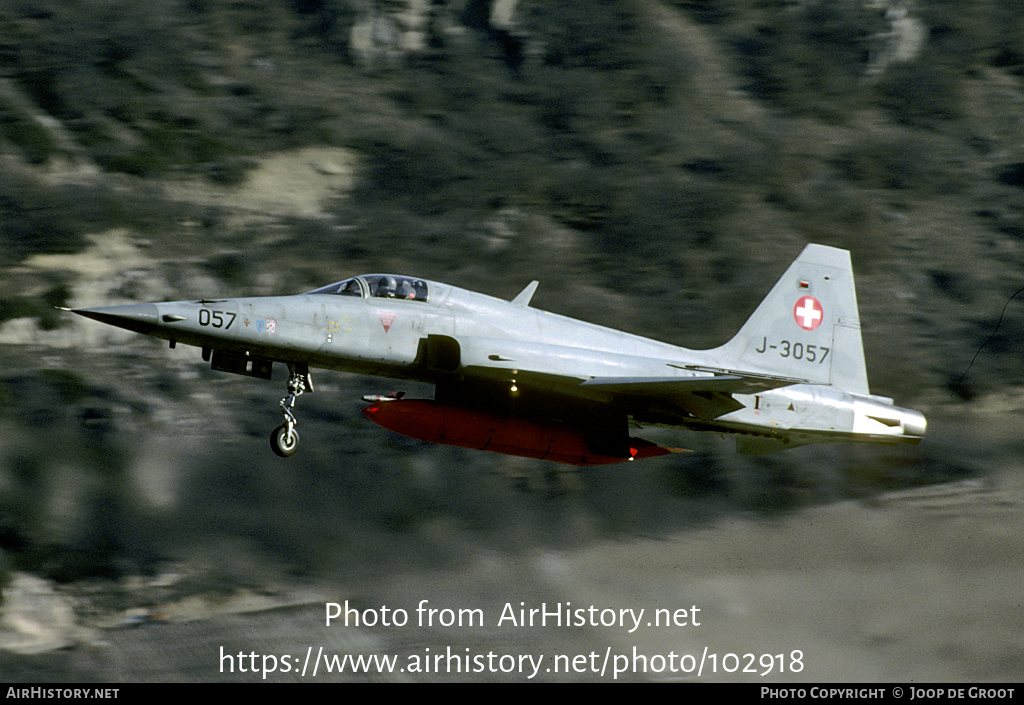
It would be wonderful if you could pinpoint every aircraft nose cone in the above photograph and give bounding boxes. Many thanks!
[72,303,160,335]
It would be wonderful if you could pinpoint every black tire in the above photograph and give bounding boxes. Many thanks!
[271,425,299,457]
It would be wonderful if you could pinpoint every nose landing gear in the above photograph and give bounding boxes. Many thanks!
[271,363,313,457]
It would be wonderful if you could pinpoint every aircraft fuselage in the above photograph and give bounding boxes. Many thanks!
[72,246,927,461]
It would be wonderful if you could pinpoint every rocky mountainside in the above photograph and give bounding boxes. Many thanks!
[1,0,1021,389]
[0,0,1022,648]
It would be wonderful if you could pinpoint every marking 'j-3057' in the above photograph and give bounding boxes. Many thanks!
[755,338,830,364]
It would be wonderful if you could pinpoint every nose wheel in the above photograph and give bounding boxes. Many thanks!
[271,424,300,457]
[271,363,312,457]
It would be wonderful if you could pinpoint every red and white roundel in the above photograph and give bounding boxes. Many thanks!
[793,296,823,331]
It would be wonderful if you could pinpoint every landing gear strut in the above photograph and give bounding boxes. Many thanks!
[271,363,312,457]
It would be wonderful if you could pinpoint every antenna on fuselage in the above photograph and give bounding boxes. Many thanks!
[511,280,540,307]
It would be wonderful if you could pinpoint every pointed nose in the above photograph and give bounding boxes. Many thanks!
[72,303,160,335]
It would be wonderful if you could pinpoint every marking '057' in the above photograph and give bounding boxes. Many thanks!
[198,309,236,329]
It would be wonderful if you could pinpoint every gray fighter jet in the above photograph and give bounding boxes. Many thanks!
[70,244,925,463]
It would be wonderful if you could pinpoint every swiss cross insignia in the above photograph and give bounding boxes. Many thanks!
[793,296,823,331]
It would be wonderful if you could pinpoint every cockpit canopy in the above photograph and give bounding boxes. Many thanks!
[306,275,429,303]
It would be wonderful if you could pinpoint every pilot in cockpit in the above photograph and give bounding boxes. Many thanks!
[377,276,397,298]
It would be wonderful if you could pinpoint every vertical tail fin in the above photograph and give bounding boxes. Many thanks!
[714,244,870,394]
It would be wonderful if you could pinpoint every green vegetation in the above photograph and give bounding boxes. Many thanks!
[0,0,1018,384]
[733,0,886,120]
[0,289,69,330]
[0,0,1020,585]
[0,0,1018,388]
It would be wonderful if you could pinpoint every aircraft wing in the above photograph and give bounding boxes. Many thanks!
[458,362,810,422]
[577,368,810,421]
[580,366,811,395]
